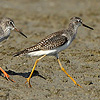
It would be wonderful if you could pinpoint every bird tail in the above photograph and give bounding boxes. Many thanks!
[13,50,27,57]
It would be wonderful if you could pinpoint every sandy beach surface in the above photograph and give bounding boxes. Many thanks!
[0,0,100,100]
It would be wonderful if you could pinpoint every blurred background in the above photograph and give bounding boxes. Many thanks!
[0,0,99,100]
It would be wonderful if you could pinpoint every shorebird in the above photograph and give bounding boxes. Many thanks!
[0,17,27,82]
[14,17,93,88]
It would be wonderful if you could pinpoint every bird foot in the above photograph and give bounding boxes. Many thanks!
[4,72,15,82]
[0,67,15,82]
[25,78,32,87]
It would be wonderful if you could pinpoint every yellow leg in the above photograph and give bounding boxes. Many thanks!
[25,55,46,87]
[57,59,82,88]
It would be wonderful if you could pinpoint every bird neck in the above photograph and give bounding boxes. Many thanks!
[0,24,11,37]
[68,23,79,33]
[4,28,11,37]
[68,23,79,36]
[67,23,79,41]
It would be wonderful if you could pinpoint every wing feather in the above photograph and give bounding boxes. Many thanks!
[14,30,69,56]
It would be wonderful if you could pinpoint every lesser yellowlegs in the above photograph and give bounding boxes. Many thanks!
[14,17,93,87]
[0,17,27,82]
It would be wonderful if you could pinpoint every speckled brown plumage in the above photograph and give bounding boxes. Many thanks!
[13,29,70,56]
[14,17,94,57]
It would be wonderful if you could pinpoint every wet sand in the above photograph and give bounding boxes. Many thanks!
[0,0,100,100]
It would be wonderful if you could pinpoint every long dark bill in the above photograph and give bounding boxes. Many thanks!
[82,23,94,30]
[14,28,27,38]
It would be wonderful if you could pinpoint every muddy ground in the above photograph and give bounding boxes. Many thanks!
[0,0,100,100]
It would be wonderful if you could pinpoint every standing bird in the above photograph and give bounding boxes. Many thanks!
[0,17,27,82]
[14,17,93,87]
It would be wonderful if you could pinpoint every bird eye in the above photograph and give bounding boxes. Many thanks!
[76,19,82,23]
[9,21,13,25]
[76,20,79,22]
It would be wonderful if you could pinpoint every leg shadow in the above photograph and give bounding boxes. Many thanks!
[0,70,46,80]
